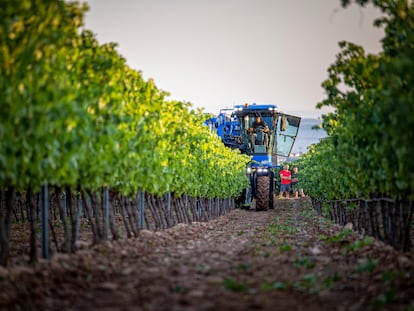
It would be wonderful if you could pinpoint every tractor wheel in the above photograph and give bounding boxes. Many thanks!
[256,175,270,211]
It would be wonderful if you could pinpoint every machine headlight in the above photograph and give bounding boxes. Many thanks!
[246,167,252,174]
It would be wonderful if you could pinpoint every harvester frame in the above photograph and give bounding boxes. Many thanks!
[207,103,301,210]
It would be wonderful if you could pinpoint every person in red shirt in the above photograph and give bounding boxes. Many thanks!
[279,164,291,199]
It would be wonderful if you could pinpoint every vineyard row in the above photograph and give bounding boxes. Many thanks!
[0,187,235,267]
[311,197,414,251]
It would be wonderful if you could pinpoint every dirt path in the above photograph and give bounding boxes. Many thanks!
[1,198,413,310]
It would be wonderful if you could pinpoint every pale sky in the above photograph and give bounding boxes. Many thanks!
[83,0,384,118]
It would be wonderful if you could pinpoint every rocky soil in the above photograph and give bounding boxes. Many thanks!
[0,198,413,311]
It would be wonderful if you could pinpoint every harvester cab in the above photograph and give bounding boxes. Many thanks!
[215,103,301,210]
[233,103,300,159]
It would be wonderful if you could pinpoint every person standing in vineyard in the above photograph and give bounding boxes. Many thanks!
[291,166,305,198]
[279,164,291,199]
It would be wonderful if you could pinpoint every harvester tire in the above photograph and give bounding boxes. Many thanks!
[256,175,270,211]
